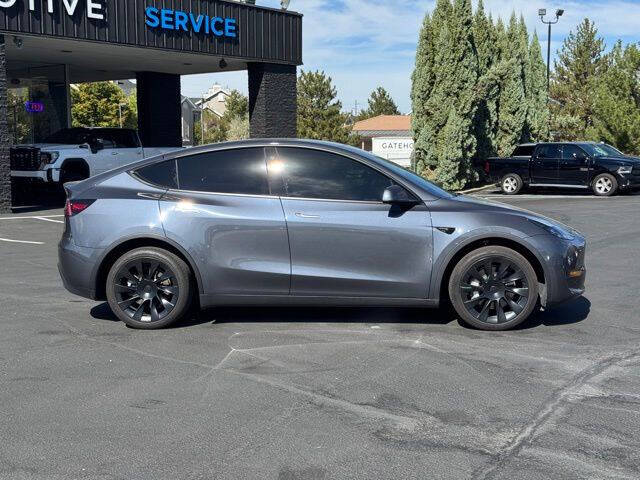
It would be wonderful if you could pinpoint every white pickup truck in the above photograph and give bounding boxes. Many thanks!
[10,127,181,185]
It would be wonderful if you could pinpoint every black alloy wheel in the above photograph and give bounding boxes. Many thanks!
[449,246,539,330]
[106,247,192,329]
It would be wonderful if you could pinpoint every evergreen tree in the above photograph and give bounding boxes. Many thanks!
[297,70,353,144]
[223,90,248,121]
[589,42,640,154]
[519,15,533,141]
[495,14,526,156]
[551,18,606,139]
[473,0,498,161]
[358,87,400,120]
[528,31,550,141]
[71,81,129,128]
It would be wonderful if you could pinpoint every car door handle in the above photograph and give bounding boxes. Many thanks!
[111,152,119,155]
[295,212,320,219]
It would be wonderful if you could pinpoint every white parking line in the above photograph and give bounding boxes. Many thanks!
[33,216,64,224]
[0,237,44,245]
[0,214,64,221]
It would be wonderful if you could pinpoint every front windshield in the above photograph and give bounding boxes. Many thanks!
[581,143,624,157]
[340,144,454,199]
[43,128,90,145]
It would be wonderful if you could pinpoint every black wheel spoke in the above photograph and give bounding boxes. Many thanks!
[506,287,528,297]
[156,272,175,283]
[148,261,161,281]
[497,262,511,280]
[496,299,507,323]
[478,300,491,323]
[483,260,493,278]
[467,268,485,283]
[118,296,140,308]
[504,271,524,283]
[132,300,147,321]
[115,284,137,293]
[150,297,161,323]
[506,297,524,314]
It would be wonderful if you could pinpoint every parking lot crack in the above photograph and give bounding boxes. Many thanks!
[472,347,640,480]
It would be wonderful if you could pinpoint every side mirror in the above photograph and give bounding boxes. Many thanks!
[382,185,418,206]
[89,138,104,154]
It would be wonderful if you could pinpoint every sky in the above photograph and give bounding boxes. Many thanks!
[180,0,640,114]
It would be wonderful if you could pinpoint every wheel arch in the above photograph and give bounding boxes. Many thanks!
[434,236,548,307]
[60,158,90,177]
[94,235,204,301]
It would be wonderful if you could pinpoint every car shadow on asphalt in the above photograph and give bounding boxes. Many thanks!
[89,296,591,331]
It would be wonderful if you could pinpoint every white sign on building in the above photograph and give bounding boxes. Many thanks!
[372,137,414,167]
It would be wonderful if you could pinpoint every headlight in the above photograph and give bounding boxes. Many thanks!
[40,151,60,165]
[528,218,576,240]
[618,166,633,175]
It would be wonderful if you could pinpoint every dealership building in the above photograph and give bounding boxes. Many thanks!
[0,0,303,212]
[351,115,414,168]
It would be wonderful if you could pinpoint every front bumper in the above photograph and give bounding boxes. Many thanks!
[58,233,103,300]
[11,168,59,183]
[618,174,640,190]
[529,234,586,307]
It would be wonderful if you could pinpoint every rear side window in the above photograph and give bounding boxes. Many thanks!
[536,145,562,158]
[512,145,535,157]
[562,145,586,159]
[110,130,139,148]
[275,147,394,201]
[176,148,269,195]
[135,160,178,189]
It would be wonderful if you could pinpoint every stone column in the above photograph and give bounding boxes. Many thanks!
[0,35,11,213]
[248,63,297,138]
[136,72,182,148]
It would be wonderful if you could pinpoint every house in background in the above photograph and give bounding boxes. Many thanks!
[181,96,200,146]
[352,115,414,168]
[196,84,231,118]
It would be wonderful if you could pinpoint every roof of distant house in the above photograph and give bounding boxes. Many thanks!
[352,115,411,138]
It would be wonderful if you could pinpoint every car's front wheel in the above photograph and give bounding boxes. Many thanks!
[592,173,618,196]
[448,246,539,331]
[501,174,523,195]
[106,247,193,329]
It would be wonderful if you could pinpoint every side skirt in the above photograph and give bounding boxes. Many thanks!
[200,294,439,309]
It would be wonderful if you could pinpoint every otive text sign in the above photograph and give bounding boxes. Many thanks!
[0,0,104,19]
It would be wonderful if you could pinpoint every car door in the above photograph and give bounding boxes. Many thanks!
[89,132,120,174]
[531,144,561,184]
[560,144,590,185]
[159,147,291,297]
[269,146,433,299]
[111,129,144,167]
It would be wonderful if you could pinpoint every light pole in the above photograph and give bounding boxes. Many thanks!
[538,8,564,94]
[118,102,127,128]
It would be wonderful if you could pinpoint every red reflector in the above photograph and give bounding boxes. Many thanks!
[484,161,490,174]
[65,200,94,217]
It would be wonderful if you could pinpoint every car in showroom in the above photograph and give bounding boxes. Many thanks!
[486,142,640,196]
[58,139,586,331]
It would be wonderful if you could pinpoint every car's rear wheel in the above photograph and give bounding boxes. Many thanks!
[106,247,192,329]
[501,174,523,195]
[592,173,618,196]
[448,246,539,331]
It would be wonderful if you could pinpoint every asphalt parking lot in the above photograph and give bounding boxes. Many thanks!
[1,191,640,480]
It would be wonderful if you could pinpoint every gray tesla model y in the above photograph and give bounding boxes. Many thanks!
[58,140,586,330]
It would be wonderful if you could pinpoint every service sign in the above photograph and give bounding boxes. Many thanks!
[145,7,237,38]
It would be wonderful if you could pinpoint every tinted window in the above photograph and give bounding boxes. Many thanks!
[276,147,394,201]
[43,128,90,144]
[536,145,562,158]
[135,160,178,189]
[513,145,535,157]
[109,130,139,148]
[177,148,269,195]
[581,143,624,157]
[562,145,586,160]
[91,133,116,149]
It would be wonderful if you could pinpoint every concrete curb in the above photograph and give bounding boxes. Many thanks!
[456,184,496,195]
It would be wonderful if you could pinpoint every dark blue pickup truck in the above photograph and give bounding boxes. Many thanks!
[485,142,640,196]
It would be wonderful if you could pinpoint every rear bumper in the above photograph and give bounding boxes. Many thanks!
[58,234,103,300]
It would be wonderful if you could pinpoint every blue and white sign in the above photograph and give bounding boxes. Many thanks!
[145,7,237,38]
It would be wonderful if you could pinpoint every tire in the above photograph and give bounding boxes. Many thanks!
[60,161,89,184]
[501,174,523,195]
[106,247,193,329]
[592,173,618,197]
[448,246,539,331]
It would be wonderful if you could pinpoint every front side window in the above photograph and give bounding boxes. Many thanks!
[562,145,587,160]
[110,130,139,149]
[176,147,269,195]
[275,147,394,201]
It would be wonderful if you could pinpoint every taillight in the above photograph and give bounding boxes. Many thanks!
[484,161,490,174]
[64,199,95,217]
